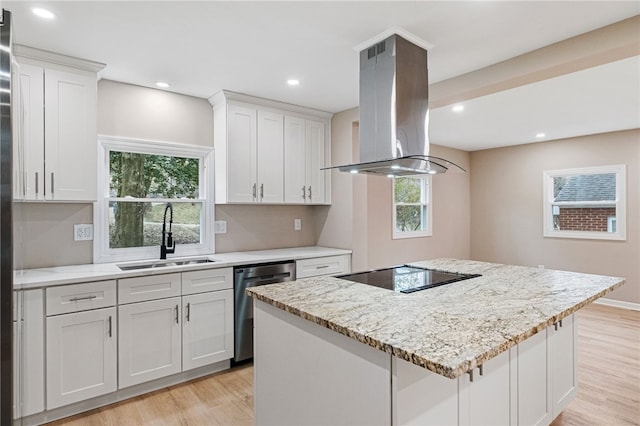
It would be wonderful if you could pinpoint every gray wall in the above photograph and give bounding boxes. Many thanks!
[469,129,639,304]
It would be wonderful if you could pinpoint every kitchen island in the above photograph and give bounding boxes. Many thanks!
[247,258,625,426]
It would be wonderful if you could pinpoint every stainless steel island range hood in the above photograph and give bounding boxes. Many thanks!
[331,32,465,176]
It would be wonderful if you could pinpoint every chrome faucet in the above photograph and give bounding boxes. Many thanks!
[160,202,175,259]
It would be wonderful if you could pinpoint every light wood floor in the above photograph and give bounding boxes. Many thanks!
[47,303,639,426]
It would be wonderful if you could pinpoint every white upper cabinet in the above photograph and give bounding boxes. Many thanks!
[225,104,257,203]
[13,45,104,202]
[257,110,284,203]
[284,117,327,204]
[211,90,332,205]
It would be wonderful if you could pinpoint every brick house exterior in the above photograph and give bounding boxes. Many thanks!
[554,173,616,232]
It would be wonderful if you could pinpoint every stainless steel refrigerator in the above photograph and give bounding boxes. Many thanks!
[0,8,13,424]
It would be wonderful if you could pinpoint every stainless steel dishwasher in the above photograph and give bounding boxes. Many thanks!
[234,260,296,362]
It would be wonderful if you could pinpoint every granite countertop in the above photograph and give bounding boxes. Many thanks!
[247,258,625,379]
[13,246,351,289]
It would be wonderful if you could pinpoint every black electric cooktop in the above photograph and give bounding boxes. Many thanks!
[338,265,481,294]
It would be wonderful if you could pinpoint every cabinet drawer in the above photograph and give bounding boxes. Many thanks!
[46,280,116,316]
[296,255,351,278]
[182,268,233,295]
[118,273,181,304]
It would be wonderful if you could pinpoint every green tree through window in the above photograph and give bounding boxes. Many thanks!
[393,176,431,237]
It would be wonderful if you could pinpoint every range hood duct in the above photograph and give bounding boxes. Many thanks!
[331,33,465,176]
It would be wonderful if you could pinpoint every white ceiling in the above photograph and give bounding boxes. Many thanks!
[4,1,640,151]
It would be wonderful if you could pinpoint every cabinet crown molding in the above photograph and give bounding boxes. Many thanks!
[14,44,106,74]
[209,90,333,119]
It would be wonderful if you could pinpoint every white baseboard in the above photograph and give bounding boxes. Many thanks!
[594,297,640,311]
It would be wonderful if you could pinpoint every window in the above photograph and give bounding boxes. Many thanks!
[95,136,214,263]
[392,175,432,239]
[543,165,626,240]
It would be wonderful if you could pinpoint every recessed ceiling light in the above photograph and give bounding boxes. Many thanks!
[452,105,464,112]
[427,170,437,175]
[349,170,359,174]
[32,7,56,20]
[155,81,171,89]
[536,133,546,138]
[287,79,300,86]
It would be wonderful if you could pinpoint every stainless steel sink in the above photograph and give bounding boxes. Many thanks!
[117,258,215,271]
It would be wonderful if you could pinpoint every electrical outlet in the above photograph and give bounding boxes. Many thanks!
[74,224,93,241]
[214,220,227,234]
[294,219,301,231]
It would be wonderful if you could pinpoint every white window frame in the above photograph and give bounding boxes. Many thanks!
[392,175,432,239]
[543,164,626,241]
[94,135,215,263]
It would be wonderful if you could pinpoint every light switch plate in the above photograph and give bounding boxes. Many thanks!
[214,220,227,234]
[74,224,93,241]
[294,219,301,231]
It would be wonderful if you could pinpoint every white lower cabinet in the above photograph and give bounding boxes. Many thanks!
[460,349,512,426]
[516,329,551,426]
[295,254,351,278]
[13,289,45,418]
[118,297,182,388]
[46,307,117,409]
[516,314,577,425]
[182,289,234,370]
[551,314,577,418]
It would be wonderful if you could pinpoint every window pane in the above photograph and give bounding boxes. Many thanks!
[394,177,422,204]
[553,173,616,202]
[109,151,199,198]
[395,205,426,232]
[552,173,617,233]
[109,201,201,248]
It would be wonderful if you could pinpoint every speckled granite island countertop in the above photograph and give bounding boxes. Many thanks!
[247,258,625,379]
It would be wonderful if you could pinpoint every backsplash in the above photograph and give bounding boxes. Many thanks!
[214,204,316,253]
[14,202,319,269]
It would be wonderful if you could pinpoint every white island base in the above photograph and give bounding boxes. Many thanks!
[254,300,577,426]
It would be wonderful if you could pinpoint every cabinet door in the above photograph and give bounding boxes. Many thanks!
[551,314,577,418]
[183,289,234,370]
[257,110,284,203]
[44,68,97,201]
[284,116,307,203]
[118,297,182,388]
[46,307,117,409]
[15,63,44,200]
[305,119,326,204]
[14,289,45,417]
[517,329,552,426]
[227,104,257,203]
[460,349,511,426]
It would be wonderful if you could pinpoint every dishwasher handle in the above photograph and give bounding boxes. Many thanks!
[243,272,292,286]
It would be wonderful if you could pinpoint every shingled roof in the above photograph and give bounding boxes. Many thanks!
[554,173,616,202]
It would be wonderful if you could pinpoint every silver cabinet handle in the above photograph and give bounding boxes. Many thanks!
[316,265,329,269]
[186,303,191,322]
[478,364,484,376]
[252,183,257,200]
[308,186,312,200]
[35,172,38,195]
[467,369,474,383]
[69,295,97,302]
[302,186,306,200]
[559,319,563,328]
[51,172,54,194]
[175,305,179,324]
[260,183,264,200]
[108,315,112,338]
[554,322,559,331]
